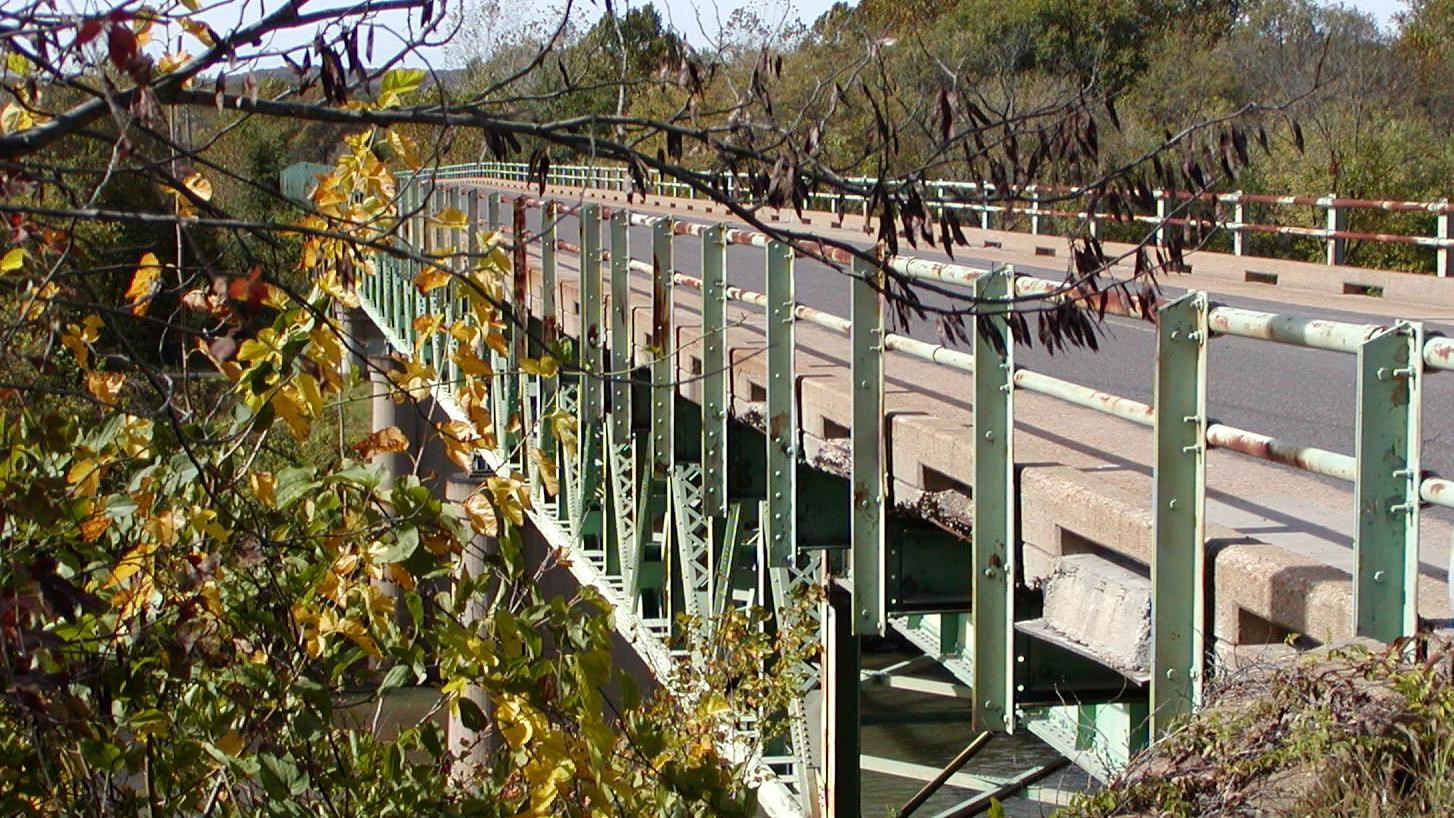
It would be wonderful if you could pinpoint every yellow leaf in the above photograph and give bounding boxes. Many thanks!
[0,102,33,135]
[484,332,509,358]
[250,471,276,508]
[453,346,493,378]
[431,208,469,230]
[530,448,559,497]
[0,247,24,272]
[414,265,450,294]
[353,427,408,460]
[387,359,436,401]
[126,252,163,316]
[496,695,534,749]
[179,18,213,45]
[411,313,442,355]
[183,172,213,201]
[80,513,110,542]
[157,50,191,74]
[272,387,312,441]
[440,419,485,470]
[86,370,125,406]
[519,355,559,378]
[215,730,244,757]
[6,52,32,76]
[66,459,101,496]
[107,541,155,589]
[462,492,498,537]
[61,315,102,369]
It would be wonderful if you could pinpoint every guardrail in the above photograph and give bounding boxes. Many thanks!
[344,166,1453,806]
[454,160,1454,276]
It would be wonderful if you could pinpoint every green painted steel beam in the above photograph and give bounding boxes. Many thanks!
[1151,291,1208,736]
[610,211,633,453]
[825,583,861,815]
[650,218,675,480]
[580,204,604,444]
[486,191,501,231]
[539,201,564,518]
[1355,321,1423,641]
[502,196,527,462]
[851,254,886,636]
[672,463,714,624]
[973,266,1016,733]
[486,192,505,446]
[701,225,729,517]
[766,241,796,566]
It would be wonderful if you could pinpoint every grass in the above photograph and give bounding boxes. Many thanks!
[1057,637,1454,817]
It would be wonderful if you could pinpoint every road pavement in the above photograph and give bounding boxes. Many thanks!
[521,203,1454,482]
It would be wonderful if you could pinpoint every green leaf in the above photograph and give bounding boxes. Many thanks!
[377,68,426,108]
[371,526,419,563]
[379,663,412,693]
[986,798,1005,818]
[257,753,308,799]
[273,465,318,509]
[456,697,488,731]
[327,461,384,490]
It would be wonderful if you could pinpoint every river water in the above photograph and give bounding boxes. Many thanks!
[858,640,1095,817]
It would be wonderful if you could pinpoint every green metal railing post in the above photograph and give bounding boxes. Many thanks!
[766,241,796,566]
[650,218,675,481]
[1151,291,1209,735]
[851,253,885,636]
[1355,321,1423,641]
[973,265,1015,733]
[702,225,729,517]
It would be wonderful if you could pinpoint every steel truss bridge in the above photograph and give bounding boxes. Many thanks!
[296,160,1454,817]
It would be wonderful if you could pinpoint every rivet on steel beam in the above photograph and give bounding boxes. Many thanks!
[985,431,994,440]
[1390,502,1415,515]
[1168,498,1178,509]
[1373,570,1387,583]
[1187,331,1204,342]
[1182,444,1202,454]
[1165,668,1177,679]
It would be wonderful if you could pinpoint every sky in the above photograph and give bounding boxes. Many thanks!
[169,0,1413,70]
[585,0,1411,47]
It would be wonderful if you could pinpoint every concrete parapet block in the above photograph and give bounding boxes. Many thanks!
[1018,465,1153,569]
[1041,553,1152,674]
[1212,542,1353,646]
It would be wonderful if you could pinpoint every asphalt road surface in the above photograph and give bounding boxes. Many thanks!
[524,205,1454,482]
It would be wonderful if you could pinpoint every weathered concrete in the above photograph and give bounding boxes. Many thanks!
[1040,554,1152,674]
